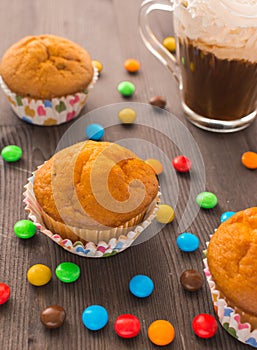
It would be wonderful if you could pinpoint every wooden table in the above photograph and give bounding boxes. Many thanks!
[0,1,256,349]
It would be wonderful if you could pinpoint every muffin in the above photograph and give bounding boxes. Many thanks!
[24,141,159,257]
[0,35,97,125]
[205,207,257,346]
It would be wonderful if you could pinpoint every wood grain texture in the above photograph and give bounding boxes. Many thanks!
[0,0,257,349]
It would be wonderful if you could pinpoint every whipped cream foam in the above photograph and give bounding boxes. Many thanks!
[174,0,257,61]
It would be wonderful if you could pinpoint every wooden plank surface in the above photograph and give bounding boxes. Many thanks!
[0,1,256,349]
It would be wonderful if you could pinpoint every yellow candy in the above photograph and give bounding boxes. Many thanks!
[162,36,176,52]
[92,60,103,74]
[27,264,52,286]
[156,204,175,224]
[118,108,137,124]
[145,158,163,175]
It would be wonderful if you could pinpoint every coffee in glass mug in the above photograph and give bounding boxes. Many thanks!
[139,0,257,132]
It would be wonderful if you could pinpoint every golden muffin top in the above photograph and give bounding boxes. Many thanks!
[207,207,257,317]
[0,34,94,99]
[33,141,159,229]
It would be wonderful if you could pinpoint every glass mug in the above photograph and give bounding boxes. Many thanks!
[139,0,257,132]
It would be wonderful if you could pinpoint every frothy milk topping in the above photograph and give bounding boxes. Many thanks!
[174,0,257,61]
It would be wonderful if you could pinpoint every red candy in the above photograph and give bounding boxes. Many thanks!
[192,314,218,339]
[0,283,10,305]
[172,155,192,172]
[114,314,141,338]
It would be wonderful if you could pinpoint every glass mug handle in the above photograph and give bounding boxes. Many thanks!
[139,0,179,83]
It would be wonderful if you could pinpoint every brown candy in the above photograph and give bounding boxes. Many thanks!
[180,270,204,292]
[40,305,66,329]
[149,96,167,109]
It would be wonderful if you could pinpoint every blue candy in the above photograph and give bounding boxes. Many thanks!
[129,274,154,298]
[220,211,235,223]
[82,305,108,331]
[86,123,104,140]
[176,232,200,252]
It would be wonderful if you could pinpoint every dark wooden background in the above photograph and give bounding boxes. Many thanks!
[0,1,256,349]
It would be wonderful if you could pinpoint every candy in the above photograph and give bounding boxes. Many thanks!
[118,108,137,124]
[0,283,11,305]
[172,155,192,172]
[82,305,108,331]
[176,233,200,252]
[14,220,37,239]
[148,320,175,346]
[145,158,163,175]
[92,60,103,74]
[162,36,176,52]
[27,264,52,286]
[86,123,104,141]
[180,270,204,292]
[156,204,175,224]
[55,262,80,283]
[40,305,66,329]
[196,191,218,209]
[124,58,140,73]
[241,151,257,169]
[117,81,135,97]
[114,314,141,338]
[220,211,235,223]
[192,314,218,339]
[1,145,22,162]
[129,274,154,298]
[149,96,166,109]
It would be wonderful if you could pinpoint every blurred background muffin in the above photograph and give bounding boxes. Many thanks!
[0,34,97,125]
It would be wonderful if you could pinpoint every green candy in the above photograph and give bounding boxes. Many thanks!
[14,220,37,239]
[55,262,80,283]
[1,145,22,162]
[196,191,218,209]
[117,81,135,97]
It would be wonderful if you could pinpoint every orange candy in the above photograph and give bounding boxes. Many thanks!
[148,320,175,346]
[124,58,141,73]
[241,151,257,169]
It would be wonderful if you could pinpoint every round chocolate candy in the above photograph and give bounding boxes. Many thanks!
[156,204,175,224]
[117,81,135,97]
[162,36,176,52]
[148,320,175,346]
[114,314,141,338]
[129,274,154,298]
[14,220,37,239]
[196,192,218,209]
[0,282,11,305]
[92,60,103,74]
[180,270,204,292]
[220,211,235,223]
[1,145,22,162]
[172,155,192,172]
[149,96,166,109]
[118,108,137,124]
[192,313,218,339]
[145,158,163,175]
[86,123,104,141]
[241,151,257,169]
[82,305,108,331]
[124,58,140,73]
[27,264,52,286]
[55,262,80,283]
[176,233,200,252]
[40,305,66,329]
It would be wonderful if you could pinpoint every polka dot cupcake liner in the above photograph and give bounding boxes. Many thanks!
[23,173,160,258]
[203,254,257,348]
[0,66,98,126]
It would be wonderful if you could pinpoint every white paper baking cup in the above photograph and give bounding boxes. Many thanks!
[0,66,98,126]
[204,250,257,348]
[23,174,160,258]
